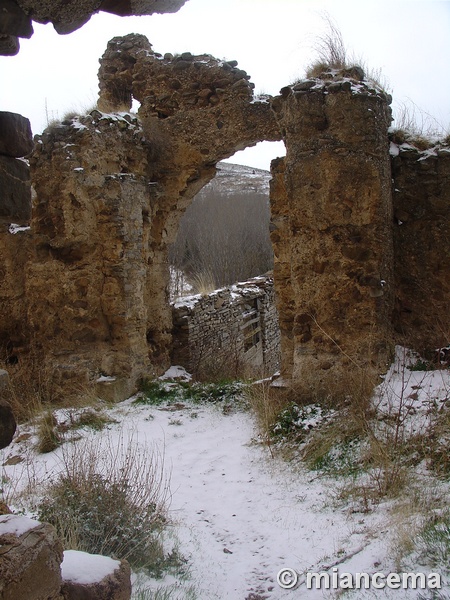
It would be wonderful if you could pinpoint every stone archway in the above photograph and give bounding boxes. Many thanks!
[26,34,282,399]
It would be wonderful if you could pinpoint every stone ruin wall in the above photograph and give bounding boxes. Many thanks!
[270,74,395,391]
[0,111,33,364]
[391,143,450,355]
[0,33,281,400]
[171,276,281,379]
[0,30,448,404]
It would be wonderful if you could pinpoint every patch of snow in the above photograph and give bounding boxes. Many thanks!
[160,366,192,381]
[172,294,202,310]
[2,347,450,599]
[417,147,438,161]
[62,550,120,584]
[96,375,116,383]
[389,142,400,157]
[9,223,30,234]
[0,514,40,536]
[71,120,87,132]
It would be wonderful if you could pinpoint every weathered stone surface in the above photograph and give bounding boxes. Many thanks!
[99,0,186,16]
[61,550,131,600]
[0,155,31,222]
[391,143,450,354]
[0,223,30,366]
[13,0,187,36]
[270,76,395,395]
[269,157,294,374]
[0,370,16,449]
[1,31,448,400]
[0,515,63,600]
[0,33,18,55]
[0,111,33,157]
[28,112,156,397]
[0,0,33,37]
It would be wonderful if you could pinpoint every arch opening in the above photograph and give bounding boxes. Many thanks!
[168,141,285,301]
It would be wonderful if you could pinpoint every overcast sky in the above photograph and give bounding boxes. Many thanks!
[1,0,449,169]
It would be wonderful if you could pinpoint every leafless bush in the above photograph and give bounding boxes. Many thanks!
[37,429,172,575]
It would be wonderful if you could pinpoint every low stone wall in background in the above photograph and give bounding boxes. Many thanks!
[171,276,281,379]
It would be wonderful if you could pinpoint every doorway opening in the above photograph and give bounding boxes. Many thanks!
[168,141,285,300]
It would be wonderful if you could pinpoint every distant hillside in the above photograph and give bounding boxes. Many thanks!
[206,162,271,195]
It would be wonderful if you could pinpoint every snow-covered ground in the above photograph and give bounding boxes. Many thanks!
[1,350,450,599]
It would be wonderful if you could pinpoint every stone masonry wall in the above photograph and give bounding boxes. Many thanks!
[0,29,448,405]
[12,34,280,399]
[171,276,280,378]
[27,111,159,400]
[391,142,450,354]
[270,72,395,394]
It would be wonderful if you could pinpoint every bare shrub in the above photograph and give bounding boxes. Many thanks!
[37,430,173,575]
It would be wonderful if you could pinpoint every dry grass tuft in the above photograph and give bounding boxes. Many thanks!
[6,355,64,423]
[390,100,446,149]
[306,16,348,76]
[37,410,62,454]
[246,380,290,452]
[5,351,104,424]
[190,269,217,296]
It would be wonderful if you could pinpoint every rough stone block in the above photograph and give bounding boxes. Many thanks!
[0,111,33,157]
[0,515,63,600]
[0,155,31,222]
[61,550,131,600]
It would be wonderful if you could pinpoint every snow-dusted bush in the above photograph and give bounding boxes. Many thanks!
[37,431,173,575]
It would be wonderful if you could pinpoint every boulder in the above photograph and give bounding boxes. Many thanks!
[0,370,16,449]
[0,514,63,600]
[0,155,31,223]
[0,111,33,157]
[61,550,131,600]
